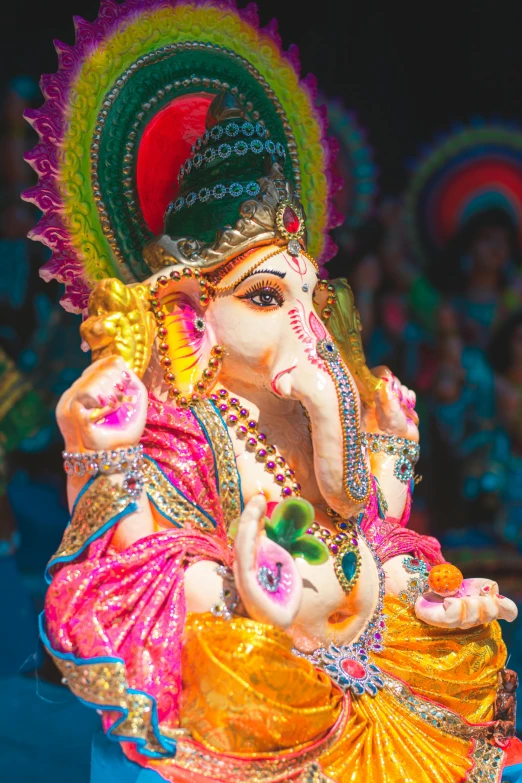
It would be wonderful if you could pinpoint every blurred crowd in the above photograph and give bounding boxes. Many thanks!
[0,77,89,676]
[342,199,522,590]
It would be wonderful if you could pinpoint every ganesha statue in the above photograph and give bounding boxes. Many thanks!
[26,2,520,782]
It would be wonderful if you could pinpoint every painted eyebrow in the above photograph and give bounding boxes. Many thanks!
[233,268,286,290]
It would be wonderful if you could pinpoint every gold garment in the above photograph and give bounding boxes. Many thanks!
[181,613,343,754]
[175,609,505,783]
[375,595,506,723]
[318,676,502,783]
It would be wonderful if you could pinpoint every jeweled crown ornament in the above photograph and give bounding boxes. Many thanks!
[146,90,309,270]
[25,1,341,314]
[276,198,306,256]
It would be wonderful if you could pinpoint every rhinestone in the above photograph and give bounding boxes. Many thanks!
[341,550,358,582]
[288,238,301,256]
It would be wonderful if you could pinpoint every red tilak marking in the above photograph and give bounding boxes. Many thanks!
[283,252,307,280]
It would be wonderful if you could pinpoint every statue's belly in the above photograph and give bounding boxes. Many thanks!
[290,539,380,651]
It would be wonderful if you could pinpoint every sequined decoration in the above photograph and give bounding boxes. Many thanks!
[192,398,243,529]
[143,457,217,530]
[364,432,420,484]
[382,673,495,740]
[382,672,505,781]
[48,651,172,756]
[47,476,133,573]
[398,555,430,606]
[298,763,336,783]
[147,708,349,783]
[316,339,370,505]
[210,565,239,621]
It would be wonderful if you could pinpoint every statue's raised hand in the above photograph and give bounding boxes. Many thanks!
[57,356,148,453]
[233,495,303,629]
[363,367,419,443]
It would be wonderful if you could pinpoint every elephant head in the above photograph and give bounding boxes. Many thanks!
[138,243,372,520]
[79,243,382,648]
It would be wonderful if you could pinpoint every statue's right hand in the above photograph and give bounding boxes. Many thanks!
[57,356,148,454]
[233,495,303,629]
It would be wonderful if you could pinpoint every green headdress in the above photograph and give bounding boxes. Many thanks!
[145,89,308,273]
[24,0,341,314]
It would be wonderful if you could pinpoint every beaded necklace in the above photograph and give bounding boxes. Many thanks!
[212,383,387,697]
[209,388,301,499]
[209,387,363,596]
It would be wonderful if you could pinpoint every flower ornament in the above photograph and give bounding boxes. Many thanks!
[321,645,384,697]
[265,498,329,565]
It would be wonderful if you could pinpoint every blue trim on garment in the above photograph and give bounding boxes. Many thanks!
[45,502,138,584]
[191,404,220,492]
[143,454,217,528]
[503,764,522,783]
[71,475,96,516]
[39,614,177,759]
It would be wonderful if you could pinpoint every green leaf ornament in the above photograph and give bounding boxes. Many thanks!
[265,498,329,565]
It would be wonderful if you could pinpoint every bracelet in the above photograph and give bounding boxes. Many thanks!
[210,565,239,621]
[62,445,144,498]
[362,433,419,483]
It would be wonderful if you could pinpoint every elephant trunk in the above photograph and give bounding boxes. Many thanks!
[277,340,370,519]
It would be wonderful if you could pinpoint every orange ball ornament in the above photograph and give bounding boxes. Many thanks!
[428,563,464,597]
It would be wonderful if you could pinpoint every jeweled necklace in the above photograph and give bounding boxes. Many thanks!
[294,532,386,698]
[307,514,361,596]
[209,387,363,596]
[208,388,301,499]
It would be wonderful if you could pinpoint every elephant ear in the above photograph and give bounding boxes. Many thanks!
[156,276,216,397]
[80,278,156,379]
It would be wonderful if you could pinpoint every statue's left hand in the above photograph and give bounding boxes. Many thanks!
[415,578,518,629]
[233,495,303,629]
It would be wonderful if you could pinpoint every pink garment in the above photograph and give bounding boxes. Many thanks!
[45,528,231,736]
[360,478,445,567]
[44,395,231,751]
[142,394,224,525]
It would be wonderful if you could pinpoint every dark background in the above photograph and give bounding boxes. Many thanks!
[3,3,522,778]
[4,0,522,192]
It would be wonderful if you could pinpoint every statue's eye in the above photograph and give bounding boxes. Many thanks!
[237,280,284,308]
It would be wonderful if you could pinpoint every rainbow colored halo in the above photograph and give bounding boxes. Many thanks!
[322,97,378,248]
[24,0,341,313]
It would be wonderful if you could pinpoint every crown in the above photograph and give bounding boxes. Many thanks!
[143,91,307,273]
